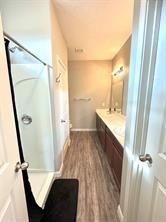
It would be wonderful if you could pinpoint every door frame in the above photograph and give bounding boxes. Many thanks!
[53,55,70,172]
[56,55,69,150]
[118,0,164,221]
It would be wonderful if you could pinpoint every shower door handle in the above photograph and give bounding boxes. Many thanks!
[21,114,32,125]
[15,161,29,172]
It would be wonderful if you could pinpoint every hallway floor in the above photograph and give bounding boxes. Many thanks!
[61,132,119,222]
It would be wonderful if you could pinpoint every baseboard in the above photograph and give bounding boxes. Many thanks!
[37,172,55,208]
[63,136,70,161]
[28,169,50,173]
[54,162,63,178]
[117,205,123,222]
[54,136,70,178]
[71,128,97,132]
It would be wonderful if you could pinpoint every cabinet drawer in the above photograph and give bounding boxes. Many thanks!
[100,119,105,129]
[96,114,100,137]
[96,114,100,128]
[100,125,106,151]
[106,126,114,139]
[112,137,123,156]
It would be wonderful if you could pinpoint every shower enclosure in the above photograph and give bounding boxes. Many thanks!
[7,38,55,207]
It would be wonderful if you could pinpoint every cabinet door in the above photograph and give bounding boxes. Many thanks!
[105,132,114,167]
[112,144,123,189]
[96,114,100,137]
[100,125,106,151]
[96,114,105,151]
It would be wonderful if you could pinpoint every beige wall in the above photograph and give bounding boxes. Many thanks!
[68,37,131,130]
[50,1,69,170]
[111,37,131,115]
[50,1,67,68]
[112,37,131,72]
[69,61,112,130]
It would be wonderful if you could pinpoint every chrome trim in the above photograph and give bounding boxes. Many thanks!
[15,161,29,172]
[139,154,153,164]
[21,114,32,125]
[4,32,53,68]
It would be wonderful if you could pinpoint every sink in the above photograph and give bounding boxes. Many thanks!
[113,126,125,137]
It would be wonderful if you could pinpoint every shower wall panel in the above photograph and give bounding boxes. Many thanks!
[11,64,54,171]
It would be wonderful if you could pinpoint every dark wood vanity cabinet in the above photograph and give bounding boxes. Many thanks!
[96,114,123,190]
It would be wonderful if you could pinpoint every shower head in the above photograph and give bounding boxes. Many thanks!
[9,46,23,53]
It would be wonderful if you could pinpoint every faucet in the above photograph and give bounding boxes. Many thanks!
[107,107,112,114]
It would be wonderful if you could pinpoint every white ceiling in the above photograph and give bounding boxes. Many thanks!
[54,0,134,61]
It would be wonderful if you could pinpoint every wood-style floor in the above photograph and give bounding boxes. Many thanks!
[61,132,119,222]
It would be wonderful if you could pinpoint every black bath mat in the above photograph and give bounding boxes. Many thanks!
[40,179,79,222]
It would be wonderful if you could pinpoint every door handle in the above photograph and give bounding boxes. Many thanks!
[61,119,66,123]
[56,73,62,83]
[139,154,152,164]
[21,114,32,125]
[15,161,29,172]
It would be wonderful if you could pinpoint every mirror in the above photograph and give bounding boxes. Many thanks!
[111,80,124,113]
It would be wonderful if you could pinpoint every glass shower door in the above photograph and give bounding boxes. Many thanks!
[9,41,55,206]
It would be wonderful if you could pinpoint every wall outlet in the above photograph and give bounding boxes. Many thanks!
[102,102,105,107]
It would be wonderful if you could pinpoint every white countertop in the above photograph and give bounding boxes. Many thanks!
[96,109,126,147]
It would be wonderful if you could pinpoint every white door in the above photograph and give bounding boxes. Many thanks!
[136,1,166,221]
[0,16,29,222]
[57,58,69,151]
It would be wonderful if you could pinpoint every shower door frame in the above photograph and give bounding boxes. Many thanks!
[4,34,57,208]
[5,33,56,172]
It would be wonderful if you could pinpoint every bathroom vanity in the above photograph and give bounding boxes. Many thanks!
[96,109,126,190]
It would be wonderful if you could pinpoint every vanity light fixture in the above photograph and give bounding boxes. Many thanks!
[112,66,124,76]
